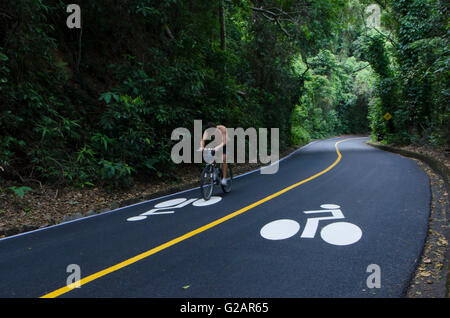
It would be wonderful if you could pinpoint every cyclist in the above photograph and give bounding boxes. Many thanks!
[199,121,230,186]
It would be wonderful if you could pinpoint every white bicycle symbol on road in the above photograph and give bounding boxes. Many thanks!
[127,199,362,247]
[260,204,362,246]
[126,196,222,222]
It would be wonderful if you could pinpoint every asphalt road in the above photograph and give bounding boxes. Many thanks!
[0,137,431,298]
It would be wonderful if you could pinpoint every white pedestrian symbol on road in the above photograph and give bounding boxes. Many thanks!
[260,204,362,246]
[126,196,222,222]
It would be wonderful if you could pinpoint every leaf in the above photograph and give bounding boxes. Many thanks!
[438,238,448,246]
[9,186,32,199]
[99,93,112,104]
[182,285,190,289]
[420,271,431,277]
[99,92,119,105]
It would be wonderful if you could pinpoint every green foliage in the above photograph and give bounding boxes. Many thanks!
[358,31,398,141]
[359,0,449,145]
[1,186,33,199]
[0,0,447,190]
[291,49,374,142]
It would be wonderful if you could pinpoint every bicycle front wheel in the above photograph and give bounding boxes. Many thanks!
[200,165,214,201]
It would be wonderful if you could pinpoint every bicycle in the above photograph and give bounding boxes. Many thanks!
[200,148,233,201]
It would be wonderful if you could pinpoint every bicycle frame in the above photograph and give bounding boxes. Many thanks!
[200,148,232,200]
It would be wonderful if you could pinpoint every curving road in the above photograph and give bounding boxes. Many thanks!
[0,137,431,298]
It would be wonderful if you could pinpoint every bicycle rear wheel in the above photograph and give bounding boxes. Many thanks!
[220,164,233,193]
[200,165,214,200]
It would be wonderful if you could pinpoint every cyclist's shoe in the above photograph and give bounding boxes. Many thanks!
[221,178,228,186]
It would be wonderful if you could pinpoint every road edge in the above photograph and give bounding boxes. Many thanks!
[367,141,449,298]
[366,142,449,191]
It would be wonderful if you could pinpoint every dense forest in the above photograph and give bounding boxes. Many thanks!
[0,0,448,189]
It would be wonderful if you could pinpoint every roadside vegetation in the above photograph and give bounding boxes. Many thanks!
[0,0,448,190]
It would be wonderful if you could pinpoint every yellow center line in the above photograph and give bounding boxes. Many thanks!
[40,137,363,298]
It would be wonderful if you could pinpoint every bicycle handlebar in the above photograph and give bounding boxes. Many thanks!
[197,148,215,156]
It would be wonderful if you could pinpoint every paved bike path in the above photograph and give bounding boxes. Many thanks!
[0,137,430,297]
